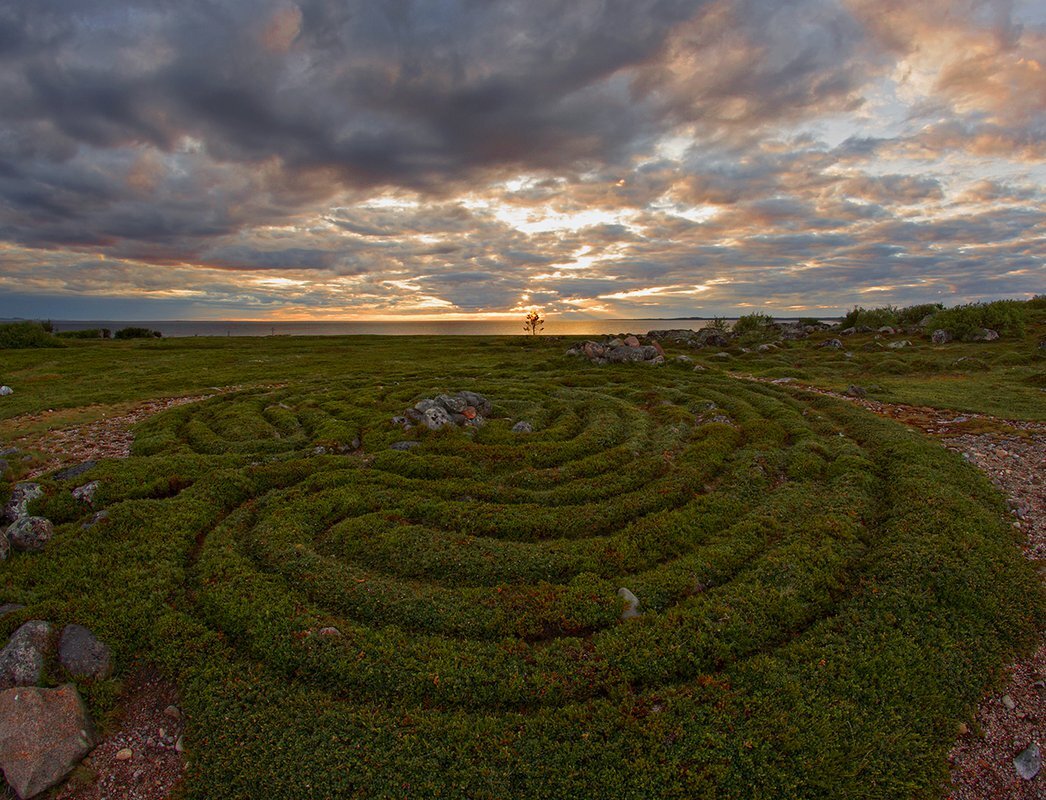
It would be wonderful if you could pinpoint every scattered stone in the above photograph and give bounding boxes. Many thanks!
[6,517,54,552]
[878,326,896,335]
[389,441,420,452]
[692,364,707,372]
[673,355,693,365]
[0,386,12,396]
[0,684,96,799]
[820,339,843,349]
[0,621,53,689]
[52,461,97,482]
[71,480,100,505]
[115,747,133,761]
[317,627,342,637]
[840,327,857,336]
[845,385,867,398]
[1013,743,1041,780]
[713,352,730,359]
[511,421,534,434]
[2,482,43,524]
[623,335,641,347]
[163,705,182,721]
[771,377,796,384]
[617,588,641,620]
[932,329,952,344]
[175,735,185,753]
[390,415,412,430]
[1001,694,1016,710]
[58,624,112,680]
[886,340,911,349]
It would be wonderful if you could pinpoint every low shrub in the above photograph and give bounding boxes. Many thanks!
[732,313,776,341]
[840,305,898,330]
[929,300,1027,340]
[114,327,163,339]
[0,321,64,349]
[56,328,110,339]
[896,303,944,326]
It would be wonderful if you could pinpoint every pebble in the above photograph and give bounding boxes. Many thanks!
[163,705,182,720]
[1001,694,1016,710]
[115,748,133,761]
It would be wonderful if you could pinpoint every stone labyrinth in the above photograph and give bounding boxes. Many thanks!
[7,366,1040,798]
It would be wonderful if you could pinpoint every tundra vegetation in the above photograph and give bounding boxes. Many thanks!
[0,298,1043,798]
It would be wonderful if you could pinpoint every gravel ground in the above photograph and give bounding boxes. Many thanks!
[52,671,186,800]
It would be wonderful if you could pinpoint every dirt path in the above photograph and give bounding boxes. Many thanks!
[752,377,1045,797]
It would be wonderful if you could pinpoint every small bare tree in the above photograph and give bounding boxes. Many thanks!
[524,310,544,335]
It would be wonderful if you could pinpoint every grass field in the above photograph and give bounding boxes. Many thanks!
[0,311,1044,798]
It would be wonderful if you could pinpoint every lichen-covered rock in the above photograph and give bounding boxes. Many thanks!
[71,481,99,505]
[422,406,452,430]
[511,421,533,434]
[6,517,54,552]
[617,588,641,620]
[0,684,96,799]
[0,621,53,690]
[2,483,43,525]
[58,625,112,681]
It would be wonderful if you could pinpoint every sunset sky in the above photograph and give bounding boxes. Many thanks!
[1,0,1043,321]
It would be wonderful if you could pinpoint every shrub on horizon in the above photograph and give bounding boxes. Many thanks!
[0,321,64,349]
[114,326,163,340]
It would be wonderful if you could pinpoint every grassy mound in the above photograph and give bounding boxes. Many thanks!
[1,347,1041,798]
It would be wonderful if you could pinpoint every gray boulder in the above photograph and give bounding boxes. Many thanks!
[458,391,493,416]
[617,588,641,620]
[845,385,867,398]
[819,339,844,349]
[6,517,54,552]
[0,386,12,396]
[511,421,533,434]
[840,327,857,335]
[58,625,112,681]
[0,684,96,799]
[3,483,43,524]
[0,621,52,689]
[972,328,1000,342]
[436,394,467,414]
[931,329,952,344]
[877,326,895,335]
[422,406,452,430]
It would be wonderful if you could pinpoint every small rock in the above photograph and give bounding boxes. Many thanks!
[0,621,53,690]
[0,604,25,618]
[877,326,895,335]
[1014,743,1041,780]
[0,684,96,799]
[840,327,857,336]
[115,748,133,761]
[713,351,730,359]
[0,386,12,396]
[58,624,112,680]
[511,421,533,434]
[390,415,412,429]
[72,481,100,505]
[617,588,641,620]
[390,441,420,452]
[82,510,110,529]
[692,364,707,372]
[820,339,843,349]
[771,377,795,384]
[957,722,969,736]
[845,385,867,398]
[674,355,693,365]
[163,705,182,721]
[175,735,185,753]
[972,328,1000,342]
[1001,694,1016,710]
[317,627,342,637]
[436,394,467,414]
[931,329,952,344]
[6,517,54,552]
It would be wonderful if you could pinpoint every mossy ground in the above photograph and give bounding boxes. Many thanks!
[0,316,1043,799]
